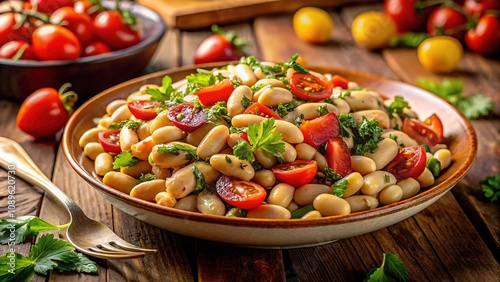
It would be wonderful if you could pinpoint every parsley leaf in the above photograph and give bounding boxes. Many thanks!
[332,178,348,197]
[339,114,384,155]
[108,120,142,130]
[206,101,231,124]
[480,174,500,202]
[147,75,180,103]
[316,104,329,116]
[365,253,409,282]
[0,216,68,244]
[233,118,285,162]
[416,78,493,119]
[139,173,156,182]
[315,167,343,185]
[193,165,206,191]
[386,96,410,118]
[112,151,139,169]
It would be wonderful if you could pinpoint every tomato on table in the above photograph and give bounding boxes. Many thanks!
[31,24,82,61]
[194,25,247,64]
[385,146,427,181]
[423,114,444,143]
[167,103,207,132]
[272,160,318,188]
[127,100,163,120]
[299,112,340,149]
[93,10,140,50]
[50,6,94,45]
[330,75,349,89]
[351,11,397,50]
[465,14,500,56]
[417,36,463,73]
[325,137,352,177]
[383,0,428,33]
[98,129,121,153]
[216,175,267,210]
[292,7,333,43]
[196,80,235,107]
[243,102,281,119]
[289,72,333,101]
[427,6,467,41]
[402,117,441,146]
[16,84,78,139]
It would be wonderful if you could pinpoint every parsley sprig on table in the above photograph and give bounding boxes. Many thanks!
[416,78,493,119]
[233,118,285,162]
[480,175,500,203]
[365,253,409,282]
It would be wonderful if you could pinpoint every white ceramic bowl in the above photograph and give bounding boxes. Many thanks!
[62,64,477,248]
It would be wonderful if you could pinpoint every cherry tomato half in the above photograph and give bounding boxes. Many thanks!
[196,80,235,107]
[330,75,349,89]
[127,100,163,120]
[98,129,121,153]
[216,175,267,210]
[272,160,318,188]
[325,137,352,177]
[31,24,82,61]
[465,14,500,56]
[385,146,427,181]
[93,10,140,50]
[167,103,207,133]
[243,102,282,120]
[289,73,333,101]
[299,112,340,149]
[423,114,444,144]
[402,117,440,146]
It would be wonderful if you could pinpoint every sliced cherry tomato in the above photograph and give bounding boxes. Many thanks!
[31,24,82,61]
[272,160,317,188]
[127,100,163,120]
[50,6,94,45]
[93,10,141,50]
[196,80,235,107]
[167,103,207,133]
[243,102,281,120]
[427,6,467,41]
[216,175,267,210]
[0,40,37,60]
[465,14,500,56]
[16,84,77,139]
[423,114,444,144]
[82,40,112,57]
[98,129,121,154]
[385,146,427,181]
[402,118,440,146]
[289,72,333,102]
[325,137,352,177]
[299,112,340,149]
[239,132,249,142]
[330,75,349,89]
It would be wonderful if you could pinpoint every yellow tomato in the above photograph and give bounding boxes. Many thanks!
[351,11,396,50]
[417,36,463,73]
[293,7,333,43]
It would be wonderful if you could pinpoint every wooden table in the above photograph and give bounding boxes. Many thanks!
[1,3,499,281]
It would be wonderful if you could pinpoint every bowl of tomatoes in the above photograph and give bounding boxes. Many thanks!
[0,0,166,102]
[61,57,477,248]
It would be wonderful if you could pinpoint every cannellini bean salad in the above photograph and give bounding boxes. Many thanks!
[79,55,452,219]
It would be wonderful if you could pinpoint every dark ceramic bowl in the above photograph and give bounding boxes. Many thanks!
[0,1,166,103]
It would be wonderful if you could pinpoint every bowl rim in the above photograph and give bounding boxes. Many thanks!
[0,1,166,67]
[62,63,478,228]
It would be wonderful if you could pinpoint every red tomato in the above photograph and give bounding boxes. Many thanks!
[81,40,112,57]
[16,85,77,138]
[196,80,235,107]
[167,103,207,132]
[385,146,427,181]
[289,73,333,101]
[330,75,349,89]
[98,129,121,154]
[402,118,440,146]
[299,112,340,149]
[216,175,267,210]
[0,40,37,60]
[74,0,103,19]
[464,0,500,16]
[427,6,467,41]
[31,24,82,61]
[423,114,444,144]
[0,13,33,47]
[93,10,141,50]
[127,100,163,120]
[30,0,74,14]
[194,34,245,64]
[272,160,318,188]
[243,102,281,120]
[50,7,94,45]
[465,14,500,56]
[325,137,352,177]
[383,0,428,33]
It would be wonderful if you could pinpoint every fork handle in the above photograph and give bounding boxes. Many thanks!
[0,137,84,218]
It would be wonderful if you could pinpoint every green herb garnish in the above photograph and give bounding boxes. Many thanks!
[113,151,139,169]
[364,253,409,282]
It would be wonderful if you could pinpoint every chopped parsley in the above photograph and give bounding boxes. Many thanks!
[157,143,199,162]
[339,114,384,156]
[316,104,329,116]
[332,178,348,197]
[113,151,139,169]
[147,75,184,104]
[108,119,142,130]
[386,96,410,118]
[206,101,231,124]
[193,165,206,191]
[139,173,156,182]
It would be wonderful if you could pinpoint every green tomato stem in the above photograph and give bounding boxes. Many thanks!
[59,83,78,116]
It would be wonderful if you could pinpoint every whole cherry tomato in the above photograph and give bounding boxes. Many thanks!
[0,12,33,47]
[98,129,121,153]
[0,40,37,60]
[299,113,340,149]
[351,11,397,50]
[384,146,427,181]
[74,0,105,19]
[465,14,500,56]
[50,6,94,45]
[31,24,82,61]
[81,40,111,57]
[427,6,467,41]
[16,84,78,139]
[289,72,333,101]
[93,10,141,50]
[243,102,281,120]
[383,0,428,33]
[30,0,74,14]
[127,100,163,120]
[325,137,352,178]
[216,175,267,210]
[417,36,463,73]
[196,80,235,107]
[167,103,207,132]
[194,25,247,64]
[464,0,500,16]
[272,160,318,188]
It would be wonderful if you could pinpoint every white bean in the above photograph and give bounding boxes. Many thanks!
[84,142,104,160]
[173,194,198,211]
[267,183,295,208]
[197,189,226,216]
[102,171,138,194]
[364,138,399,170]
[155,191,177,208]
[397,178,421,200]
[379,184,403,205]
[351,155,376,175]
[235,64,257,86]
[257,87,293,107]
[119,127,139,152]
[197,125,230,159]
[252,169,276,188]
[351,110,390,129]
[283,103,338,123]
[345,195,379,212]
[246,204,291,219]
[434,149,452,170]
[210,154,255,181]
[360,171,397,195]
[227,85,253,117]
[294,184,331,205]
[94,152,115,176]
[130,179,166,201]
[416,168,435,188]
[313,194,351,216]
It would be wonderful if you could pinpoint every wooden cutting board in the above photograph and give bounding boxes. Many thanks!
[137,0,378,30]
